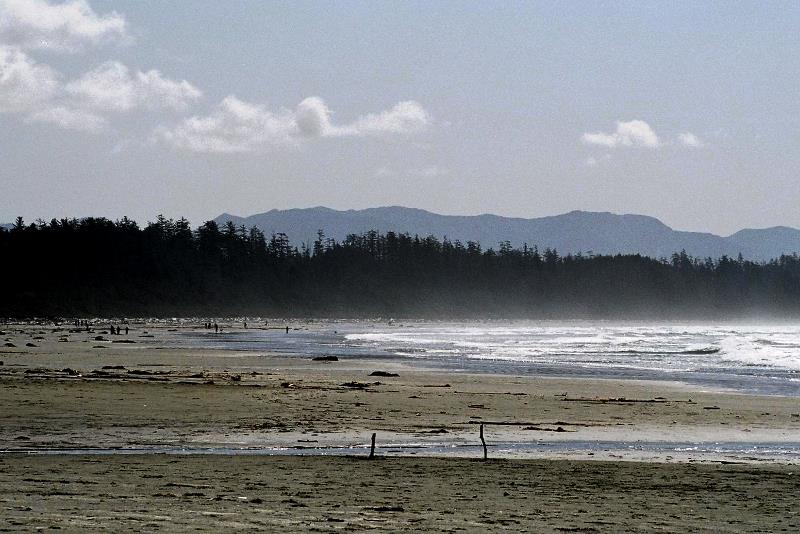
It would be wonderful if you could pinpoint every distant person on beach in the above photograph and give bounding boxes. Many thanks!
[214,323,219,333]
[243,322,247,329]
[125,326,129,335]
[285,326,289,334]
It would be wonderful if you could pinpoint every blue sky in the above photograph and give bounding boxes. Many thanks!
[1,0,799,234]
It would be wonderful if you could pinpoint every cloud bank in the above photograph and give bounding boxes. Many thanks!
[0,1,199,131]
[0,0,431,148]
[66,61,202,112]
[0,44,57,112]
[582,120,704,153]
[0,45,202,131]
[156,96,431,153]
[27,104,105,132]
[0,0,127,52]
[0,43,110,131]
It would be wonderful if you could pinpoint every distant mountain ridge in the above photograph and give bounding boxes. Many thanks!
[214,207,800,261]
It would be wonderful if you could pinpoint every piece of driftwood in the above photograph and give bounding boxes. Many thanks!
[369,432,376,459]
[455,391,528,396]
[465,420,601,427]
[369,371,399,377]
[341,381,381,389]
[562,397,671,404]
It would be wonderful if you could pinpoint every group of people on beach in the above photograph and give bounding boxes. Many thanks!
[202,321,289,334]
[73,319,128,335]
[75,319,93,331]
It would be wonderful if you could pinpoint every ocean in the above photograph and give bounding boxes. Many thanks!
[177,321,800,397]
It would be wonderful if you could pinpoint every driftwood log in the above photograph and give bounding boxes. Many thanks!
[479,424,487,460]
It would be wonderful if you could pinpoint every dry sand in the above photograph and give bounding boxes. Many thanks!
[2,320,800,531]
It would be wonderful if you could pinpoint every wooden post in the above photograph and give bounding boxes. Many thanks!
[480,424,487,460]
[369,432,376,459]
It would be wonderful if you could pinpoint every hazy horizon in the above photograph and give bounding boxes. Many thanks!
[2,1,800,234]
[6,204,800,237]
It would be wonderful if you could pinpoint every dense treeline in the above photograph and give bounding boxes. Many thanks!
[2,216,800,318]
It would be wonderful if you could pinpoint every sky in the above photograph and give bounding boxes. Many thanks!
[1,0,799,235]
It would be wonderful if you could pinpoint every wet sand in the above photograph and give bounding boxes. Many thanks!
[1,320,800,531]
[2,454,799,533]
[2,322,799,456]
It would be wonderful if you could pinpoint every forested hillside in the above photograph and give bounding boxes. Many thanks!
[216,206,800,261]
[2,216,800,318]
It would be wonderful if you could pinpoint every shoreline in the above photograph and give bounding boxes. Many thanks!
[3,321,800,531]
[166,320,800,397]
[2,323,800,464]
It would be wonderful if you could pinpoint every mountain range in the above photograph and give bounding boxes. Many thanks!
[215,207,800,261]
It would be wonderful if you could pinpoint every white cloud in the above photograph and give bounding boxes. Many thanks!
[677,131,702,147]
[153,95,297,153]
[1,1,430,146]
[0,48,199,133]
[65,61,202,112]
[333,100,430,137]
[0,0,127,53]
[294,96,430,138]
[156,96,431,153]
[295,96,333,137]
[0,45,58,112]
[26,104,105,132]
[0,1,204,136]
[582,119,660,149]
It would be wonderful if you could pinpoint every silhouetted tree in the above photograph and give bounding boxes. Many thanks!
[2,217,800,318]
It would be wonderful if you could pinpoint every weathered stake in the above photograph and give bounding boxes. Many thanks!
[369,432,376,459]
[480,424,487,460]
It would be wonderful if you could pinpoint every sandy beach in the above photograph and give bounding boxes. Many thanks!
[2,320,800,531]
[2,454,799,532]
